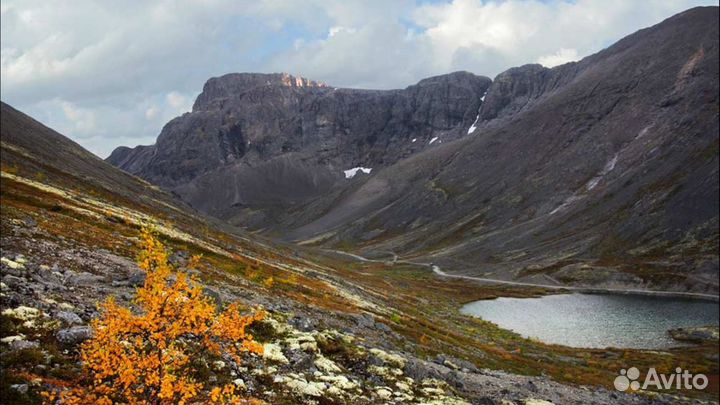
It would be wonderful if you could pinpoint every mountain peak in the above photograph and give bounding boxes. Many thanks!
[192,72,327,111]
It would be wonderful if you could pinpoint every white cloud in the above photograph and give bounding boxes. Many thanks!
[145,105,159,120]
[61,101,96,134]
[537,48,580,68]
[1,0,717,158]
[166,91,190,112]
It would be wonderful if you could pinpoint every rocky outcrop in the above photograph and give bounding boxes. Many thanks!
[668,326,720,343]
[107,71,491,225]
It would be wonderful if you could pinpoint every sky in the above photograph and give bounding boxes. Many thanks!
[1,0,717,158]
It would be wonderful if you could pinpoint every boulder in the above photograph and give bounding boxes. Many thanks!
[54,311,84,326]
[57,326,93,345]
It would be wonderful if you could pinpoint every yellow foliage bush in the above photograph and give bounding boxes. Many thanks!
[44,228,265,405]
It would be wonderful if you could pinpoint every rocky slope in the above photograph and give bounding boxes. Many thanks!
[109,6,720,294]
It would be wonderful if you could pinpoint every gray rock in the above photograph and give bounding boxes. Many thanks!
[10,383,29,395]
[203,287,222,308]
[54,311,84,325]
[288,315,315,332]
[10,340,40,351]
[668,326,719,343]
[127,271,146,287]
[354,313,375,328]
[23,216,37,227]
[374,322,391,332]
[66,271,104,285]
[56,326,93,345]
[2,274,25,288]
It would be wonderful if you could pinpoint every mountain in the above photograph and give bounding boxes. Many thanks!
[10,101,714,405]
[109,7,719,294]
[107,71,490,230]
[3,8,720,404]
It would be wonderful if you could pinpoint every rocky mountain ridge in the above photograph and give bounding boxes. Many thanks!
[108,7,719,293]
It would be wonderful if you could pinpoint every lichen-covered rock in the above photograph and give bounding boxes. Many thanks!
[285,330,318,352]
[1,256,26,270]
[54,311,83,326]
[9,340,40,351]
[369,348,406,368]
[263,343,289,364]
[276,373,326,397]
[522,400,555,405]
[0,335,26,344]
[56,325,93,345]
[314,354,341,373]
[2,306,42,321]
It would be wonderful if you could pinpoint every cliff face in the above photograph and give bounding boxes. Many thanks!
[107,71,491,224]
[109,7,719,292]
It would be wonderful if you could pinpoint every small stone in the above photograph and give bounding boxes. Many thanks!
[66,272,104,285]
[376,387,393,399]
[10,340,40,351]
[10,384,29,395]
[2,306,42,321]
[523,400,555,405]
[263,343,289,364]
[23,216,38,227]
[127,271,146,287]
[314,354,342,373]
[375,322,392,332]
[203,287,222,308]
[57,326,93,345]
[1,257,25,270]
[1,335,26,344]
[54,311,84,326]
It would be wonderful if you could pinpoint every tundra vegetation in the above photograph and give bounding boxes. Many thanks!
[42,229,266,405]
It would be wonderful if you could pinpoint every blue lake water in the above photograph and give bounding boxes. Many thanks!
[461,293,719,349]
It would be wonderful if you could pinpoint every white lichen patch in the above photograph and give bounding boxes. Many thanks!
[2,306,42,321]
[369,347,406,368]
[1,335,26,343]
[232,378,246,390]
[376,387,393,399]
[277,374,326,397]
[285,331,318,352]
[263,343,289,364]
[262,317,292,336]
[314,354,341,373]
[369,365,404,379]
[1,257,25,270]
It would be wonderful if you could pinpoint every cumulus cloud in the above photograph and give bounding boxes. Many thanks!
[1,0,717,157]
[537,48,580,68]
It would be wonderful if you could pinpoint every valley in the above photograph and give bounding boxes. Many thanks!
[1,5,718,405]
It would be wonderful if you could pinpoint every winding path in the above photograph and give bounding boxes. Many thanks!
[328,249,719,302]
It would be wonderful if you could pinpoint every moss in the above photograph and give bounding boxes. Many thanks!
[0,348,46,369]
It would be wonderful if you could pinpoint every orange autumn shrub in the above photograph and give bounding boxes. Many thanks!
[44,228,265,405]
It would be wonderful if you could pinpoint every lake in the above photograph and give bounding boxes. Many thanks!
[461,293,719,349]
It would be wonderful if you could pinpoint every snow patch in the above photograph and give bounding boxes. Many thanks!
[467,113,480,134]
[586,153,619,191]
[635,125,652,140]
[344,167,372,179]
[550,195,582,215]
[411,138,417,143]
[480,90,488,102]
[429,137,439,145]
